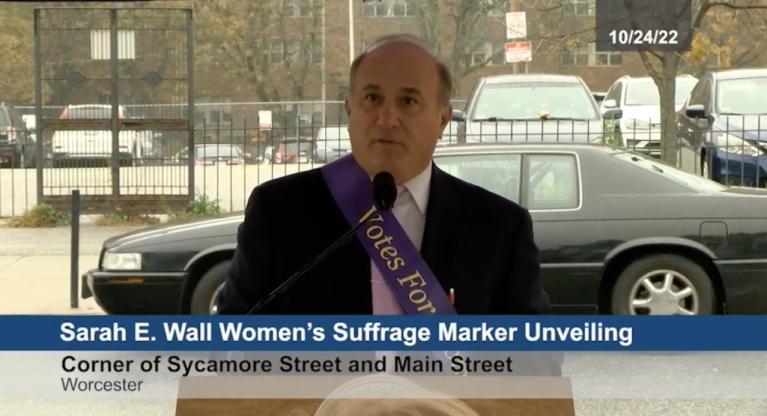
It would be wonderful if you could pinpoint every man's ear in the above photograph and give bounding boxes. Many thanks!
[439,105,452,129]
[344,97,351,119]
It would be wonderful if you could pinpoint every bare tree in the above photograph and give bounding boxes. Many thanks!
[195,0,321,101]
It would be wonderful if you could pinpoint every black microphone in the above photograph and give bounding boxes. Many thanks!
[246,172,397,314]
[373,171,396,210]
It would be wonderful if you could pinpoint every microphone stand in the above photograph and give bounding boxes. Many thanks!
[246,205,380,314]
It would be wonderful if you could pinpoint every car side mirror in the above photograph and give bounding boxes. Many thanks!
[451,109,465,122]
[602,99,617,109]
[685,104,707,119]
[685,104,711,127]
[603,108,623,120]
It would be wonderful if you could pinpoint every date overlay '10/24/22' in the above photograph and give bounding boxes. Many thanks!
[595,0,693,52]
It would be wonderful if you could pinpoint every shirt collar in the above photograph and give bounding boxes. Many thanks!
[400,163,431,215]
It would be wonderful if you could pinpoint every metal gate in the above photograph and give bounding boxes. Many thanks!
[34,6,194,213]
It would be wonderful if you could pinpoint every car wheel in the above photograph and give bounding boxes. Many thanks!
[611,254,716,315]
[701,157,710,179]
[190,260,230,315]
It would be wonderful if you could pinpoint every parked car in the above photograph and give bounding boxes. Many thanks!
[676,68,767,187]
[51,104,152,167]
[313,126,351,163]
[83,144,767,315]
[0,103,34,168]
[272,139,313,164]
[600,75,697,156]
[175,144,245,166]
[451,74,621,144]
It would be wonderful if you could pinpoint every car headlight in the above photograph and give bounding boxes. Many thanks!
[623,118,652,130]
[102,252,142,271]
[713,133,761,156]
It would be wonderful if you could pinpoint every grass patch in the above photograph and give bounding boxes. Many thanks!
[168,194,223,224]
[95,209,160,226]
[7,203,69,228]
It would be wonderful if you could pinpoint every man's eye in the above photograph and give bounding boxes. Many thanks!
[402,97,418,105]
[364,94,380,102]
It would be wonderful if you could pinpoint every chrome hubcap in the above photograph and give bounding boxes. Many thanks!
[628,270,698,315]
[209,282,225,315]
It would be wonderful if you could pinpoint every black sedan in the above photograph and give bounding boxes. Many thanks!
[83,144,767,315]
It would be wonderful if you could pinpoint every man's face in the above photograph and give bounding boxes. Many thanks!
[345,42,451,184]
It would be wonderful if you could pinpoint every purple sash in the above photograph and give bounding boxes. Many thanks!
[321,155,456,315]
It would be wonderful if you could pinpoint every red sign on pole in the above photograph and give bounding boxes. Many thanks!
[505,41,532,63]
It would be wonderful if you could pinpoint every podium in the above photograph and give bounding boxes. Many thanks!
[175,375,575,416]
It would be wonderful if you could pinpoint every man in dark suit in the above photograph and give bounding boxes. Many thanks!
[217,34,547,315]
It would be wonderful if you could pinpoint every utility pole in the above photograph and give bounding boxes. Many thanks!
[508,0,522,74]
[348,0,355,64]
[321,0,326,125]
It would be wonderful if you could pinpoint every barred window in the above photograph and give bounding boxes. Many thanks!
[563,0,595,16]
[562,42,621,67]
[283,0,313,17]
[363,0,416,17]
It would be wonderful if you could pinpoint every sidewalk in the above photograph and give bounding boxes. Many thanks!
[0,224,145,314]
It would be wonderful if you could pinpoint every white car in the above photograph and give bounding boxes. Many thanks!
[451,74,618,144]
[51,104,152,166]
[313,126,351,163]
[600,75,697,156]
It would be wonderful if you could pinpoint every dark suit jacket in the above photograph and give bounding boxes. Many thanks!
[217,163,548,314]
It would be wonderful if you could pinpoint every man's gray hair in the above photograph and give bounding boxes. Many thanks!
[348,33,453,105]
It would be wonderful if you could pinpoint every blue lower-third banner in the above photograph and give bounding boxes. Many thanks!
[1,315,767,351]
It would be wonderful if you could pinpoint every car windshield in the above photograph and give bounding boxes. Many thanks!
[612,152,727,192]
[471,82,598,120]
[195,145,241,158]
[716,77,767,114]
[624,78,697,106]
[316,127,350,141]
[282,142,313,152]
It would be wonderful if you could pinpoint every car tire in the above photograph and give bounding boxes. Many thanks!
[701,153,711,179]
[190,260,230,315]
[611,254,716,315]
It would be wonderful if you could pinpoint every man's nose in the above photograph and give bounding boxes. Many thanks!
[376,101,401,128]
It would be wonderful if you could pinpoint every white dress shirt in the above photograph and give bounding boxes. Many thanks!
[371,163,432,314]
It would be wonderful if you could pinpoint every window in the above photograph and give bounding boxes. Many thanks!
[269,41,284,64]
[594,49,622,66]
[471,42,503,66]
[283,0,313,17]
[561,43,589,66]
[562,42,621,67]
[269,40,317,64]
[285,40,300,62]
[527,154,579,210]
[435,154,523,203]
[688,79,708,107]
[470,82,599,121]
[604,83,622,105]
[564,0,595,16]
[310,39,323,64]
[479,0,507,17]
[90,29,135,60]
[363,0,416,17]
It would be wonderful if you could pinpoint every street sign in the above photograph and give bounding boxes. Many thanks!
[505,41,532,63]
[258,110,272,130]
[506,11,527,39]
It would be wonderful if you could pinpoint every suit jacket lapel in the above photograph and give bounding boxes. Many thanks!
[421,164,461,294]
